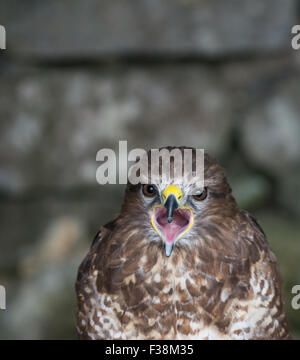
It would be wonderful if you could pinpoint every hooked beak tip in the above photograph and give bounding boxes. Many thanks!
[164,243,174,257]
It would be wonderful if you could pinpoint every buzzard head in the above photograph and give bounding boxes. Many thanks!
[121,147,236,257]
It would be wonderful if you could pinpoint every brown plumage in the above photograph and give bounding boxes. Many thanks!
[76,147,290,339]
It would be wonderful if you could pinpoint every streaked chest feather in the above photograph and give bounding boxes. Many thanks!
[77,254,285,340]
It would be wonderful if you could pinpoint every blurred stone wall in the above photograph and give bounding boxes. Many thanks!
[0,0,300,339]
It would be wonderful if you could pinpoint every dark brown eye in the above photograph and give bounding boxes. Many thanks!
[142,184,157,198]
[192,187,207,201]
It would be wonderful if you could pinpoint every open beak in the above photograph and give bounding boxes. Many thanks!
[151,185,193,257]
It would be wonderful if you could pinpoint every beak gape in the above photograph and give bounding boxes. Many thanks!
[152,185,185,258]
[164,194,179,223]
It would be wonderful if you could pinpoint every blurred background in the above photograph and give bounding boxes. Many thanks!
[0,0,300,339]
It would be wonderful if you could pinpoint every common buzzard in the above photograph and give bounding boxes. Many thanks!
[76,147,290,339]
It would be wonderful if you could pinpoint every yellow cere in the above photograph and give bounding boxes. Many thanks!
[162,185,183,203]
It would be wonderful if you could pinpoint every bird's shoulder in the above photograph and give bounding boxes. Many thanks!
[238,209,278,263]
[75,218,124,339]
[76,218,118,283]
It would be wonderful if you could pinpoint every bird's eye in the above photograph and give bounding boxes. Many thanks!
[192,187,208,201]
[142,184,157,198]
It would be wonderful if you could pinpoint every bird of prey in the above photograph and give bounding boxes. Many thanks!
[76,147,290,340]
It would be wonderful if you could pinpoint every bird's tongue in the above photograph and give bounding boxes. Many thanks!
[155,208,190,244]
[160,222,184,243]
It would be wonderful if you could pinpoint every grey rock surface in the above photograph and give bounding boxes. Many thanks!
[0,188,123,272]
[0,0,296,59]
[241,76,300,176]
[0,66,235,192]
